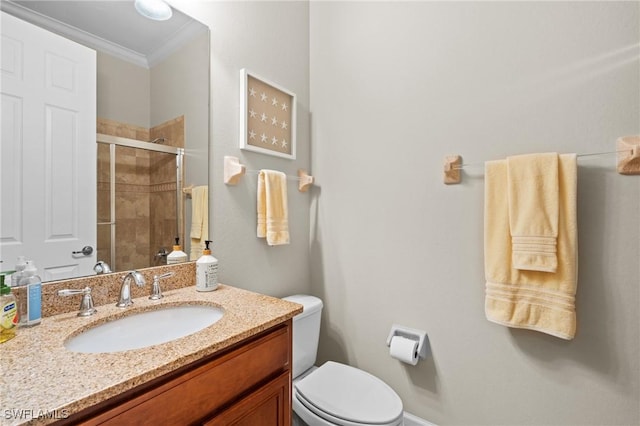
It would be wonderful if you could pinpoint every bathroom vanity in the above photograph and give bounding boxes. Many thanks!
[73,321,291,425]
[1,281,302,426]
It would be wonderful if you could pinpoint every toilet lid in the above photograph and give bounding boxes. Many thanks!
[295,361,403,425]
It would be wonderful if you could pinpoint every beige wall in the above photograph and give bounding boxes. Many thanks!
[150,30,209,199]
[97,52,150,128]
[310,2,639,425]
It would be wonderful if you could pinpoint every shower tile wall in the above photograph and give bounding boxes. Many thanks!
[97,117,184,271]
[97,118,150,141]
[116,145,152,269]
[149,116,184,266]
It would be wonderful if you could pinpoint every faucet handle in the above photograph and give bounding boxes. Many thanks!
[155,272,174,280]
[58,287,97,317]
[149,272,174,300]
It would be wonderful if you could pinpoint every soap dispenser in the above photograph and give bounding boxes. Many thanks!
[0,272,18,343]
[167,237,188,264]
[196,240,218,292]
[17,260,41,327]
[10,256,27,287]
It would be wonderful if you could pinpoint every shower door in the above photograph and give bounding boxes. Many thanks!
[97,134,184,272]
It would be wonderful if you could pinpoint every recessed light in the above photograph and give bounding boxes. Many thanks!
[134,0,173,21]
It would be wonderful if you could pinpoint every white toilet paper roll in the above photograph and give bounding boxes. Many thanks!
[390,335,419,365]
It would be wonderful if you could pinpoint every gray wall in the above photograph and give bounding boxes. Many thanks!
[173,1,639,424]
[309,2,639,425]
[173,0,312,297]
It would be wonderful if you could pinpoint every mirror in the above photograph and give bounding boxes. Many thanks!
[0,1,210,281]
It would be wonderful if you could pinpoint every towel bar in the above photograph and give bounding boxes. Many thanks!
[443,137,640,184]
[223,156,314,192]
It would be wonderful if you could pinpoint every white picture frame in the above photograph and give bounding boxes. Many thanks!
[239,68,296,160]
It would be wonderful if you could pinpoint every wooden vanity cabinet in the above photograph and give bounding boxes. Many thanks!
[204,372,290,425]
[66,320,292,426]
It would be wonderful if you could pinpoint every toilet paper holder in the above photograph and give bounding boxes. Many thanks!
[386,324,429,360]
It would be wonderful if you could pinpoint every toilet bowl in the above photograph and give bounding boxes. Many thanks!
[284,295,403,426]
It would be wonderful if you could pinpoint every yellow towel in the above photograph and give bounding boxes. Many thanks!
[507,153,559,272]
[257,170,290,246]
[485,154,578,340]
[189,185,209,260]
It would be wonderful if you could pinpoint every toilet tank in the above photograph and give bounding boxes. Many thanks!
[283,295,323,379]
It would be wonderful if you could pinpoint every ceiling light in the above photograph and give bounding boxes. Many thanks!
[134,0,173,21]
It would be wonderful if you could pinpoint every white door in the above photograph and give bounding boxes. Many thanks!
[1,11,97,281]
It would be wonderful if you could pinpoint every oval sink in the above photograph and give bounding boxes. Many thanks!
[64,305,224,353]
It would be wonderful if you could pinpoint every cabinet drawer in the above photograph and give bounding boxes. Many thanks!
[81,322,291,425]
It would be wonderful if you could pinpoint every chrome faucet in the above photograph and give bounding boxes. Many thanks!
[93,260,112,274]
[116,270,145,308]
[149,272,174,300]
[57,287,97,317]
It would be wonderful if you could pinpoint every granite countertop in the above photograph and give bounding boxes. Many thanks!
[0,284,302,426]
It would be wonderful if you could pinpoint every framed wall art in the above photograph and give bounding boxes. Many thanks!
[240,69,296,160]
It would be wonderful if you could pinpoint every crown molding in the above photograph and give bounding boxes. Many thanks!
[1,1,208,70]
[1,1,149,68]
[147,19,208,68]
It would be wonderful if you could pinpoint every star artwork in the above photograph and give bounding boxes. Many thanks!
[245,74,294,156]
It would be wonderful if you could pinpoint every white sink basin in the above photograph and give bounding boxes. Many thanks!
[64,305,224,353]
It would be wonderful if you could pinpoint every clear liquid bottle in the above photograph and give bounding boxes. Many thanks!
[17,261,41,327]
[11,256,27,287]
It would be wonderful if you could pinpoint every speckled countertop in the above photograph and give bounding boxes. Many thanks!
[0,284,302,426]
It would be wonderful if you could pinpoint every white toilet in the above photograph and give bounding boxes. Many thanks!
[284,295,404,426]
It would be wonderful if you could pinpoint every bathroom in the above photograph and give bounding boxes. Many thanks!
[1,1,639,425]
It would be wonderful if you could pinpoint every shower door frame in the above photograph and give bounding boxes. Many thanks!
[96,133,185,271]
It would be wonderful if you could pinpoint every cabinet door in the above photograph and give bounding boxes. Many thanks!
[204,372,291,426]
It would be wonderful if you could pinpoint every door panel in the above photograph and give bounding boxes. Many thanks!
[0,11,96,280]
[0,94,23,248]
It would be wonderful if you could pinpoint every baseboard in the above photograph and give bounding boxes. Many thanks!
[404,411,436,426]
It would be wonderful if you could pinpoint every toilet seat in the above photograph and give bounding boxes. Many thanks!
[294,361,403,426]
